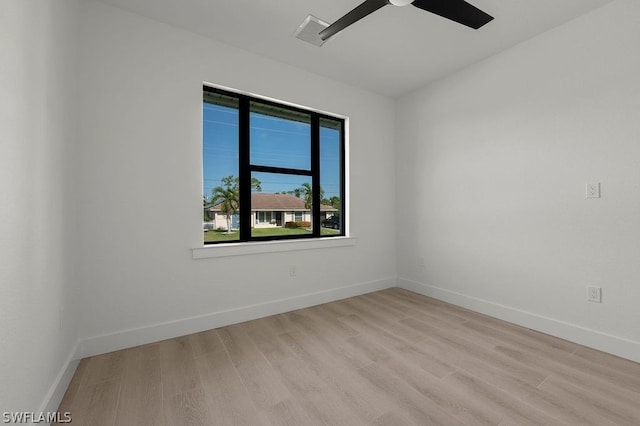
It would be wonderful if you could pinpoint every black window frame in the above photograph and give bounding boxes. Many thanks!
[203,85,345,244]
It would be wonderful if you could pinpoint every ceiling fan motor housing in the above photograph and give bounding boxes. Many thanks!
[390,0,414,6]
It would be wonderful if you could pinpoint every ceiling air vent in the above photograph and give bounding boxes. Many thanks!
[294,15,330,47]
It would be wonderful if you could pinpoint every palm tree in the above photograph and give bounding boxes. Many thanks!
[300,183,313,210]
[211,176,239,234]
[300,182,324,210]
[210,175,262,233]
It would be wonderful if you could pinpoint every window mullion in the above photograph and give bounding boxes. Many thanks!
[238,96,251,241]
[311,113,320,237]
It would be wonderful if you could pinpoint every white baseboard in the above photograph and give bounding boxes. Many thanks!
[77,277,396,359]
[38,341,80,415]
[41,278,394,414]
[397,277,640,363]
[41,275,638,414]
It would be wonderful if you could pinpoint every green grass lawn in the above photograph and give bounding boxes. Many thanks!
[204,227,340,243]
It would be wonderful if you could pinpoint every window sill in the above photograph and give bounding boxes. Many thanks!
[192,236,357,259]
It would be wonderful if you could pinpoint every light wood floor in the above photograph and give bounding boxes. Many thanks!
[56,288,640,425]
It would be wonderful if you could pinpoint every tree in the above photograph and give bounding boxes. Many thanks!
[210,175,262,233]
[211,176,239,234]
[250,177,262,192]
[203,196,212,221]
[299,182,324,210]
[329,196,341,211]
[289,187,302,198]
[321,195,341,213]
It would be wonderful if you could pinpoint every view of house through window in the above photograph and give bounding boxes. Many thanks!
[203,86,345,243]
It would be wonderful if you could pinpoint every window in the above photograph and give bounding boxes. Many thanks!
[256,211,274,224]
[203,85,345,244]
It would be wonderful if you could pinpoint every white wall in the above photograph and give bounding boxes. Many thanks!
[396,0,640,361]
[0,0,80,412]
[74,1,396,354]
[7,0,638,412]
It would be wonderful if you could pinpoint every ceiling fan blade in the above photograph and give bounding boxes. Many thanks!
[412,0,493,29]
[319,0,389,41]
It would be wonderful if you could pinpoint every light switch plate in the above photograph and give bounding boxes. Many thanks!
[587,286,602,303]
[586,183,600,198]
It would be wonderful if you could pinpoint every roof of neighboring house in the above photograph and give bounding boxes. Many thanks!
[208,193,337,212]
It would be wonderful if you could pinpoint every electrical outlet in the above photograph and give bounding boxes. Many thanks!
[289,265,297,277]
[587,286,602,303]
[586,183,600,198]
[418,257,425,267]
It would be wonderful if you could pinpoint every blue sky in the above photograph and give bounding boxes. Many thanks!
[203,102,341,201]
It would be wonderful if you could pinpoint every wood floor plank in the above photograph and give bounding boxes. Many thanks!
[375,289,470,325]
[163,388,212,426]
[419,336,600,425]
[115,343,163,426]
[358,362,467,426]
[303,303,361,339]
[572,345,640,377]
[402,317,547,386]
[495,344,640,405]
[386,288,575,356]
[467,315,578,355]
[339,298,426,342]
[538,375,640,425]
[278,330,397,423]
[266,399,323,426]
[253,313,302,336]
[380,355,501,425]
[444,371,564,426]
[380,288,472,324]
[384,296,500,352]
[245,318,363,425]
[241,314,328,426]
[336,313,414,351]
[344,333,392,363]
[159,336,201,398]
[413,336,544,388]
[218,324,292,409]
[82,350,126,386]
[339,314,457,379]
[357,293,409,320]
[66,378,121,426]
[389,287,563,355]
[58,289,640,425]
[368,291,473,332]
[373,409,421,426]
[554,350,640,393]
[55,358,89,415]
[400,314,504,352]
[195,350,266,426]
[188,328,225,357]
[461,320,577,360]
[282,310,372,370]
[537,377,626,426]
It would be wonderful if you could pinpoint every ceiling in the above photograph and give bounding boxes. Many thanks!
[95,0,615,98]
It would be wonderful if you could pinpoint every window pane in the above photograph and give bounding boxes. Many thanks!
[320,117,343,235]
[203,92,240,242]
[251,171,312,238]
[203,86,345,244]
[250,101,311,170]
